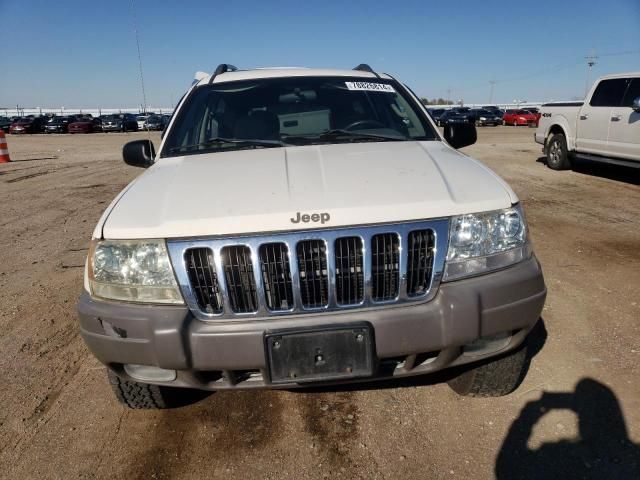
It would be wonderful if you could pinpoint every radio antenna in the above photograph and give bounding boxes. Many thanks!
[130,0,148,114]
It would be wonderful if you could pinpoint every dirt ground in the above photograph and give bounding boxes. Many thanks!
[0,127,638,479]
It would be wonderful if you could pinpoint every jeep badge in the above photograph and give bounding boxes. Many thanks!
[290,212,330,224]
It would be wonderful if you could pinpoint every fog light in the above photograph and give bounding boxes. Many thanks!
[463,332,511,357]
[124,364,176,382]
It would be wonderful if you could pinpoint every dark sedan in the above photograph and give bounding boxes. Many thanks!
[44,116,77,133]
[0,117,11,132]
[68,118,101,134]
[471,109,502,126]
[438,109,473,126]
[101,114,138,132]
[143,114,169,131]
[427,108,446,126]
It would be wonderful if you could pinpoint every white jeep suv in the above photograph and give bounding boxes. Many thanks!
[77,64,546,408]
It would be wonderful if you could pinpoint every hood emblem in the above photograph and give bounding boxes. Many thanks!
[291,212,330,224]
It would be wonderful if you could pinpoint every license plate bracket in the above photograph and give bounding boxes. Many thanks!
[265,323,375,384]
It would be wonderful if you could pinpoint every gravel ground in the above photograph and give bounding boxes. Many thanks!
[0,128,638,479]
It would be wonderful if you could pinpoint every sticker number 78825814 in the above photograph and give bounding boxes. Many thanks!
[345,82,396,93]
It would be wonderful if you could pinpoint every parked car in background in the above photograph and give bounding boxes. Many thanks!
[144,114,169,131]
[523,108,541,125]
[471,109,502,126]
[439,108,473,126]
[483,106,505,117]
[136,114,151,130]
[44,116,77,133]
[503,109,538,127]
[68,117,102,134]
[427,108,446,126]
[536,72,639,170]
[0,117,11,132]
[9,117,45,134]
[102,114,138,132]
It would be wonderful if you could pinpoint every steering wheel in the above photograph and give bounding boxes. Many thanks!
[343,119,386,131]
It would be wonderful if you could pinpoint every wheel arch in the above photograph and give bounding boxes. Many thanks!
[545,116,575,151]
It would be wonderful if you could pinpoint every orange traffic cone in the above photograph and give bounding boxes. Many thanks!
[0,130,10,163]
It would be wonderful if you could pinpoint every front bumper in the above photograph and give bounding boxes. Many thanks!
[77,256,546,390]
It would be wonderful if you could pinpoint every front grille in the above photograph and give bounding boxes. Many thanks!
[169,219,447,320]
[221,246,258,313]
[185,248,223,314]
[406,230,436,296]
[296,240,329,308]
[259,243,294,311]
[335,237,364,305]
[371,233,400,301]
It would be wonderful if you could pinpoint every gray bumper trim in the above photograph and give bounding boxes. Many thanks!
[77,256,546,389]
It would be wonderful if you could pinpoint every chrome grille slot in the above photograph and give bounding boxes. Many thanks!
[221,246,258,313]
[259,243,294,311]
[184,248,223,314]
[335,237,364,305]
[296,240,329,308]
[167,218,449,321]
[407,230,435,297]
[371,233,400,301]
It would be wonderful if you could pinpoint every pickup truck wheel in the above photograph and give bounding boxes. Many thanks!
[545,133,570,170]
[447,343,527,397]
[107,369,173,409]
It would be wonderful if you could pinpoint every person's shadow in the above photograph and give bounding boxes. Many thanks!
[496,378,640,479]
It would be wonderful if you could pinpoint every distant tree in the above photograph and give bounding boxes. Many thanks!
[420,97,454,106]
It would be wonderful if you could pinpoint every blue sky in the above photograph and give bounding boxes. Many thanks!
[1,0,638,108]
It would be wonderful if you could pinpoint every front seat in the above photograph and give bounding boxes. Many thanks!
[233,110,280,140]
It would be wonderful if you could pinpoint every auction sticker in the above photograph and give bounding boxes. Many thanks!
[345,81,396,93]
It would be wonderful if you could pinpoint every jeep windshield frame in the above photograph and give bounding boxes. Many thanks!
[160,76,440,158]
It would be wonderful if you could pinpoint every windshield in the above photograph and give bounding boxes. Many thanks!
[162,76,438,157]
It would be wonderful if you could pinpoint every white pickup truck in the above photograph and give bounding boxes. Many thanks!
[535,72,640,170]
[77,64,546,409]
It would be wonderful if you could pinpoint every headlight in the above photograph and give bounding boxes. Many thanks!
[88,239,183,304]
[444,205,530,281]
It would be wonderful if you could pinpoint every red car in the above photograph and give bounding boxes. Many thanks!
[503,109,538,127]
[523,108,541,125]
[9,117,45,134]
[68,118,101,134]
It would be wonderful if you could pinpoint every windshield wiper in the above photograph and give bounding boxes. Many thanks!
[283,129,408,144]
[169,137,289,153]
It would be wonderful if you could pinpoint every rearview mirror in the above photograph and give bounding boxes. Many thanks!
[123,140,155,168]
[633,97,640,113]
[443,123,477,149]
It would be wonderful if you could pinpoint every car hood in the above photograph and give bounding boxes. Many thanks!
[100,141,518,239]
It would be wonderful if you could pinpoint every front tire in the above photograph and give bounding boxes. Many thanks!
[108,369,172,408]
[448,343,527,397]
[545,132,571,170]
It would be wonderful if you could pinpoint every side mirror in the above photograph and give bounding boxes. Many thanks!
[123,140,155,168]
[633,97,640,113]
[444,123,477,149]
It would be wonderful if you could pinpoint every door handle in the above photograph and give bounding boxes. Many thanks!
[611,114,621,121]
[579,114,588,120]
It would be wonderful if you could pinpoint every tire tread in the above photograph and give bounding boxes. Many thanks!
[448,346,527,397]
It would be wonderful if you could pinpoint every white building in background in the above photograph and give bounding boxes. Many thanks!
[1,106,174,117]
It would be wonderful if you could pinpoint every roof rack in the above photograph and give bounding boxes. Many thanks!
[353,64,380,78]
[208,64,238,84]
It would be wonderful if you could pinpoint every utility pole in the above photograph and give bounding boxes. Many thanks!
[585,51,598,97]
[489,80,496,104]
